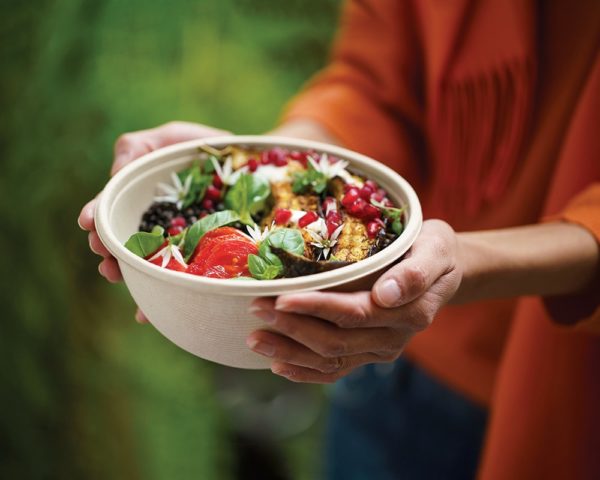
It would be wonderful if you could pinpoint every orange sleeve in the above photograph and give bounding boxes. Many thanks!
[544,184,600,333]
[281,0,424,184]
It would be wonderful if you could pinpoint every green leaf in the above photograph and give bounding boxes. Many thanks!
[178,162,213,209]
[248,254,281,280]
[256,228,306,274]
[264,228,305,256]
[125,227,165,258]
[224,173,271,225]
[202,155,217,174]
[371,199,406,234]
[182,210,240,260]
[292,162,327,194]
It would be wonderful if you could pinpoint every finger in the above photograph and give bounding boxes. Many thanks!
[372,220,457,308]
[247,330,395,374]
[273,291,395,328]
[88,231,112,257]
[112,121,231,175]
[270,361,355,384]
[250,306,404,357]
[135,308,150,324]
[78,199,96,231]
[98,257,122,283]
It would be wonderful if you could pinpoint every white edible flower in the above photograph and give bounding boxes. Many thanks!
[308,153,357,185]
[154,172,193,209]
[254,164,291,183]
[246,222,274,244]
[304,217,345,260]
[148,243,187,269]
[211,155,248,186]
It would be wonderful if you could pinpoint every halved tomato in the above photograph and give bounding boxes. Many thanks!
[188,227,258,278]
[191,226,251,261]
[149,255,187,272]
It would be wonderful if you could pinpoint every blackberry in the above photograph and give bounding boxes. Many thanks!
[181,204,204,225]
[139,202,180,233]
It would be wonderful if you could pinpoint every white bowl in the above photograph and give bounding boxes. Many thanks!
[95,136,422,368]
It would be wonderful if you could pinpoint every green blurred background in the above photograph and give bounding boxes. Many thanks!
[0,0,341,478]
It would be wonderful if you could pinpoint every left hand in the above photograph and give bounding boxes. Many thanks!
[246,220,463,383]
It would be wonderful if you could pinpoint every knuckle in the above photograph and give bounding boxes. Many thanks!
[339,308,368,328]
[114,133,134,151]
[321,356,346,374]
[431,237,450,258]
[320,338,348,358]
[404,266,427,295]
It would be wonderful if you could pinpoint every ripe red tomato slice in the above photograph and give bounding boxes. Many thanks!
[192,227,251,261]
[149,255,187,272]
[188,227,258,278]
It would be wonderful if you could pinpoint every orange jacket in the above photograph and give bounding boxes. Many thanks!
[284,0,600,478]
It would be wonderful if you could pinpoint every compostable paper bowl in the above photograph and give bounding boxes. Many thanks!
[95,136,422,369]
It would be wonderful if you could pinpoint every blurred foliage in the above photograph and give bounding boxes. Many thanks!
[0,0,340,478]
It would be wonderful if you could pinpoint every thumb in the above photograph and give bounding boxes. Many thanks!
[372,221,456,308]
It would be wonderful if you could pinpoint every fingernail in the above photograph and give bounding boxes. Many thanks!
[248,305,262,315]
[134,310,146,324]
[98,262,105,276]
[376,279,402,307]
[246,338,275,357]
[251,308,276,324]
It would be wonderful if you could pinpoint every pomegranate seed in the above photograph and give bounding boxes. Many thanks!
[168,226,183,236]
[341,188,360,208]
[202,198,214,210]
[247,158,258,172]
[349,198,367,216]
[382,198,394,207]
[212,174,223,188]
[371,190,385,202]
[268,148,288,166]
[326,221,338,237]
[359,185,374,201]
[261,151,271,165]
[199,212,208,218]
[343,183,356,193]
[366,221,383,238]
[289,151,303,160]
[171,216,187,228]
[274,208,293,225]
[365,180,379,190]
[361,204,380,221]
[205,185,221,201]
[298,211,319,228]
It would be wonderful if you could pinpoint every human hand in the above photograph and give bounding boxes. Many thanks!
[77,121,230,321]
[246,220,462,383]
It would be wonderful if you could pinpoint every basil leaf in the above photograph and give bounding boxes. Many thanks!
[202,155,217,173]
[178,162,213,209]
[183,210,240,260]
[224,173,271,225]
[125,226,165,258]
[256,228,305,273]
[292,162,327,194]
[248,254,281,280]
[264,228,305,256]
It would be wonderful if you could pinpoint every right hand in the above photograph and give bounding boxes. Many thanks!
[77,121,231,321]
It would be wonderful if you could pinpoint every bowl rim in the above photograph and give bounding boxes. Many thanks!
[95,135,422,296]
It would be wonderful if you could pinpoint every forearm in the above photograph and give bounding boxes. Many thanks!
[268,118,344,146]
[453,222,600,304]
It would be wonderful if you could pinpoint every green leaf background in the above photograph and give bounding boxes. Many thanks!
[0,1,339,479]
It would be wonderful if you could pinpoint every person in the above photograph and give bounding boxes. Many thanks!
[79,0,600,478]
